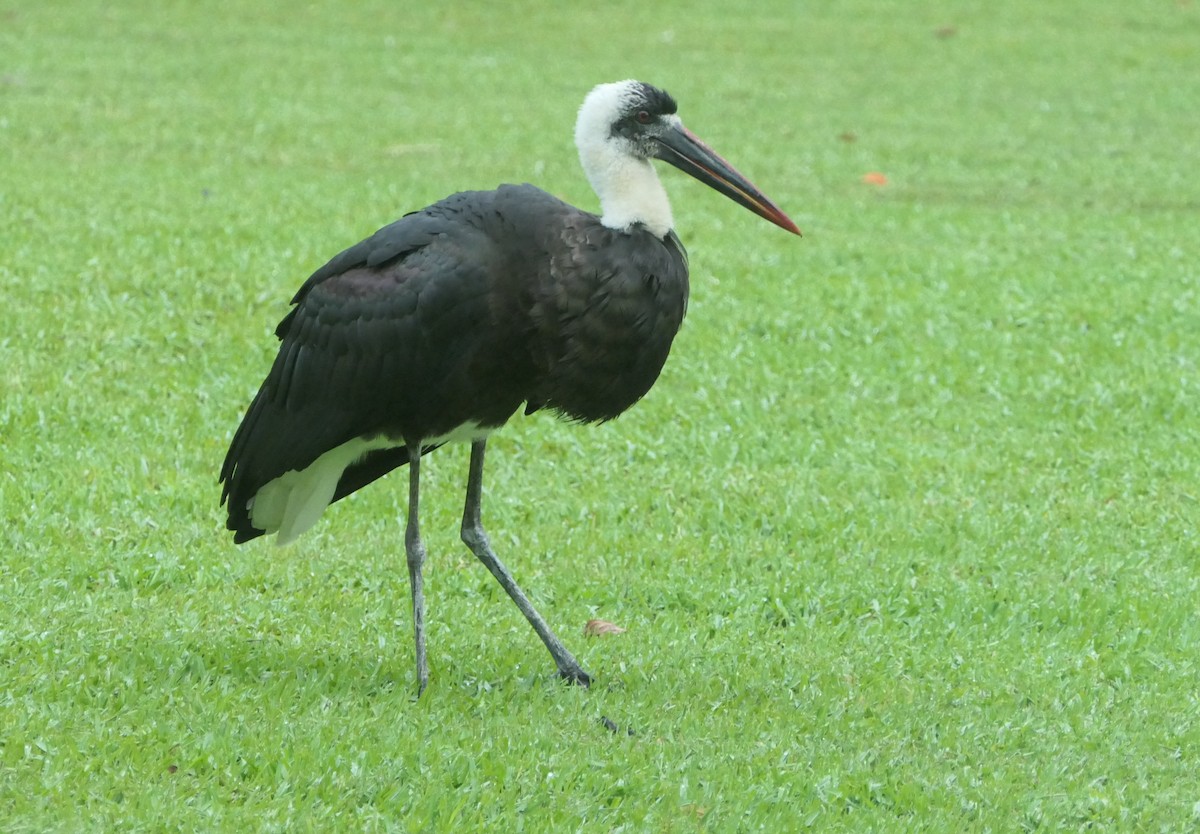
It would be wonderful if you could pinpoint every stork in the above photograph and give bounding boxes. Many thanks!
[220,80,801,695]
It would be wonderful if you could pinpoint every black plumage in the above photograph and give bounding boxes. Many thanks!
[219,80,799,694]
[221,185,689,542]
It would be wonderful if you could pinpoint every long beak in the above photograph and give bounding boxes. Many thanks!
[653,122,802,236]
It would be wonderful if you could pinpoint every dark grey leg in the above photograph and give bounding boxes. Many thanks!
[405,444,429,696]
[460,439,591,687]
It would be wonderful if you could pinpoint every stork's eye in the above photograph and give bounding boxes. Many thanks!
[636,110,652,125]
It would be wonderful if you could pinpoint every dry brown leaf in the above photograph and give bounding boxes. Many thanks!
[584,618,626,637]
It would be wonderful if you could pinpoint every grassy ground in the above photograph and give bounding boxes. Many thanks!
[2,0,1199,830]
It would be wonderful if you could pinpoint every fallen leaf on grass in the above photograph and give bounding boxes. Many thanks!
[584,619,626,637]
[861,171,889,186]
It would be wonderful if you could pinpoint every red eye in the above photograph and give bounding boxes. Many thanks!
[636,110,652,124]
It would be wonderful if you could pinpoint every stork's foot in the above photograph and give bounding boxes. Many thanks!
[558,665,592,688]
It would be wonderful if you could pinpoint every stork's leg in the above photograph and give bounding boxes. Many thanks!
[461,439,591,687]
[405,444,429,696]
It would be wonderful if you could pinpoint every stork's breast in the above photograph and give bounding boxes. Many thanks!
[542,267,686,423]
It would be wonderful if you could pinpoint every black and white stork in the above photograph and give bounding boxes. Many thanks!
[220,80,801,694]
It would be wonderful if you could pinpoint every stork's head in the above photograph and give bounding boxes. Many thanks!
[575,80,801,239]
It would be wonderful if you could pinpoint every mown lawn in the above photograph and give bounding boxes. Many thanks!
[2,0,1198,830]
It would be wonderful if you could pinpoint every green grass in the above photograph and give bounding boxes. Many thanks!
[3,0,1199,830]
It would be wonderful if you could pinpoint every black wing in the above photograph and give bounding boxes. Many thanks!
[219,184,689,543]
[219,187,555,542]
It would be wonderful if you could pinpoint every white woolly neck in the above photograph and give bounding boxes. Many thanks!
[574,81,675,239]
